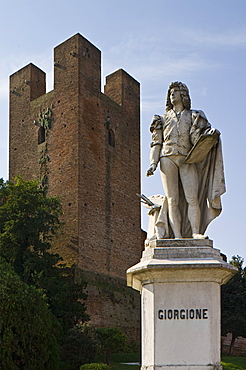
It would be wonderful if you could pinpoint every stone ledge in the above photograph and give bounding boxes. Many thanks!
[142,239,221,261]
[148,239,213,249]
[127,256,237,291]
[142,246,221,261]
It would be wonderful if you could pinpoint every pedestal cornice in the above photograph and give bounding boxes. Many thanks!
[126,239,237,292]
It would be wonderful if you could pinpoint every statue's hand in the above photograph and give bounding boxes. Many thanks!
[208,128,215,135]
[151,114,162,124]
[146,164,157,177]
[207,128,220,136]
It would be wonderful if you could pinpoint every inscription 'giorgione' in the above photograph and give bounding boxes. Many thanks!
[158,308,208,320]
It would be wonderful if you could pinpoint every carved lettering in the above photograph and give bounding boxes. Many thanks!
[158,310,164,319]
[174,309,179,319]
[189,309,194,319]
[203,309,208,319]
[167,310,173,319]
[158,308,209,320]
[196,309,201,319]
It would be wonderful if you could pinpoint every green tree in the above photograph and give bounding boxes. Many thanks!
[0,176,62,276]
[80,364,110,370]
[0,257,61,370]
[0,177,88,332]
[61,323,98,370]
[96,327,127,364]
[221,255,246,355]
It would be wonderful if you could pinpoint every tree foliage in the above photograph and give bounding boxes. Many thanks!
[0,257,61,370]
[0,177,61,274]
[96,327,127,364]
[80,364,110,370]
[221,255,246,355]
[0,177,88,332]
[61,323,98,370]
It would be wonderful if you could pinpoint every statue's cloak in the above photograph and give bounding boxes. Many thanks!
[150,110,226,239]
[154,138,225,238]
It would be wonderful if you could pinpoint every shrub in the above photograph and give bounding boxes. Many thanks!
[124,339,140,353]
[80,363,110,370]
[96,327,127,364]
[61,323,97,370]
[0,258,61,369]
[0,177,89,333]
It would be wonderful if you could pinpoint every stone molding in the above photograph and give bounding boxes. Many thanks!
[127,239,237,292]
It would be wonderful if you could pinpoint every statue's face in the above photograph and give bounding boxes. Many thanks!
[170,87,182,105]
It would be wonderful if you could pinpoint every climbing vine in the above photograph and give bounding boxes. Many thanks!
[37,107,53,192]
[38,107,53,130]
[39,145,49,192]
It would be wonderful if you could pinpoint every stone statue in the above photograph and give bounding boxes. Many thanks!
[146,81,225,240]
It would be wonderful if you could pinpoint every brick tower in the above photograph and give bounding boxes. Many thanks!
[9,34,143,339]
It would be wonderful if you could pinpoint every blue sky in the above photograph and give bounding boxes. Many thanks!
[0,0,246,262]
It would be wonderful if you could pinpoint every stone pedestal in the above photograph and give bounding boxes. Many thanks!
[126,239,237,370]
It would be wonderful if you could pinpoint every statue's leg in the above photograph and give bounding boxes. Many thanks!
[159,157,182,238]
[179,163,206,238]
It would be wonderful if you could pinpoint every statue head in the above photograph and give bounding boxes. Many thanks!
[166,81,191,111]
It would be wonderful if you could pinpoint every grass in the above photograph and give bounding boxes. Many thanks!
[221,356,246,369]
[110,364,139,370]
[107,354,246,370]
[108,353,140,370]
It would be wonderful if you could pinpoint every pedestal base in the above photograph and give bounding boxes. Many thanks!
[127,239,236,370]
[142,366,222,370]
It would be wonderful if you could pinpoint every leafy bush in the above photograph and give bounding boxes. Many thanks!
[96,327,127,364]
[80,363,110,370]
[123,340,140,354]
[0,177,89,333]
[221,255,246,355]
[61,323,97,370]
[0,258,61,369]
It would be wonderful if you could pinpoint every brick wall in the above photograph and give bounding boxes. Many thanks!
[9,34,143,338]
[222,333,246,356]
[9,33,143,277]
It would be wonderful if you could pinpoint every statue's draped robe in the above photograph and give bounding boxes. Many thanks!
[149,109,226,239]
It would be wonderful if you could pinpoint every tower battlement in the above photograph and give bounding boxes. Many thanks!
[9,33,142,279]
[9,34,143,340]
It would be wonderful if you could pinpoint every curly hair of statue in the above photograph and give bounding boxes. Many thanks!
[165,81,191,111]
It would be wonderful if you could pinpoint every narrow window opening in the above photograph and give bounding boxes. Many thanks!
[38,126,45,144]
[108,129,115,147]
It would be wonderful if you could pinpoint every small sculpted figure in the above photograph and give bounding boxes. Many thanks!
[146,82,225,240]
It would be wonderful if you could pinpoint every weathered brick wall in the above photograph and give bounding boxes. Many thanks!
[9,64,46,182]
[9,34,143,337]
[222,333,246,356]
[80,270,141,342]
